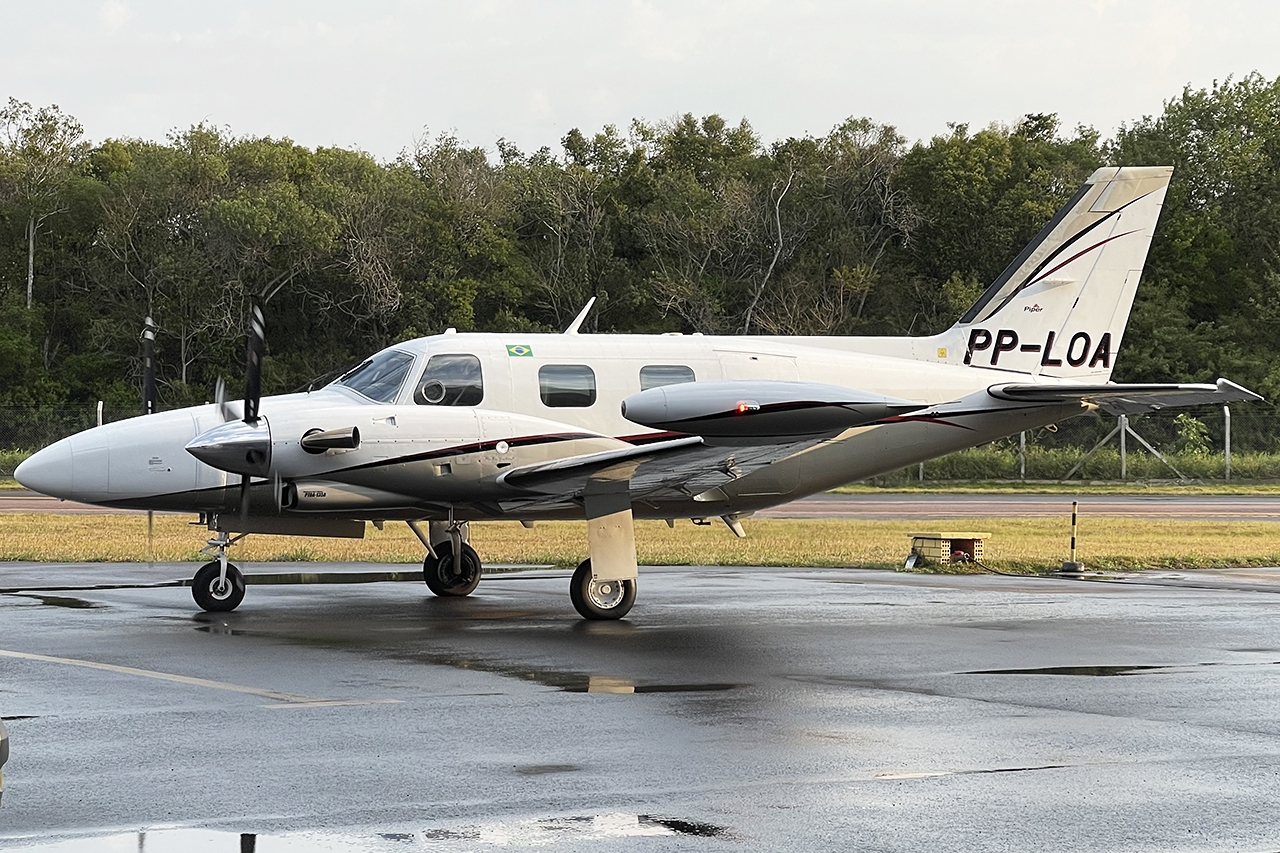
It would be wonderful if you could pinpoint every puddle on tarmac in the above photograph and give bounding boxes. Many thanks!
[968,660,1280,676]
[180,614,743,695]
[513,763,583,776]
[6,815,729,850]
[413,814,728,844]
[968,665,1168,677]
[563,677,740,694]
[8,594,99,609]
[878,763,1070,780]
[364,644,742,695]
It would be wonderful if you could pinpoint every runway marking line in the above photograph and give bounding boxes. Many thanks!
[0,647,401,709]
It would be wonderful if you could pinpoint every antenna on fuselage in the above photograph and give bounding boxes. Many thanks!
[564,297,596,335]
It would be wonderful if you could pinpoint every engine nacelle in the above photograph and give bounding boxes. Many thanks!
[621,380,923,438]
[282,480,418,512]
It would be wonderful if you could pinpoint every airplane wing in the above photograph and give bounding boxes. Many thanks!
[495,376,1262,509]
[496,434,824,507]
[989,378,1263,416]
[496,378,922,509]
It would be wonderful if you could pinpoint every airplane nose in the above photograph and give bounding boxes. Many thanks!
[14,438,75,499]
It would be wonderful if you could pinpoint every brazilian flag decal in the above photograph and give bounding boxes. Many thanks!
[506,344,533,357]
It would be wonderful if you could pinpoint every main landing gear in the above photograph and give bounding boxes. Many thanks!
[569,559,636,620]
[192,530,246,612]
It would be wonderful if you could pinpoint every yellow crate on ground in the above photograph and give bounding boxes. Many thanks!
[909,532,990,566]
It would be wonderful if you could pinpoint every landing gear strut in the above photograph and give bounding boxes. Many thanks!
[192,530,246,612]
[572,481,641,620]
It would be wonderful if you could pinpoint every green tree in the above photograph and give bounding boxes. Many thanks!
[0,99,90,309]
[896,114,1101,331]
[1109,73,1280,400]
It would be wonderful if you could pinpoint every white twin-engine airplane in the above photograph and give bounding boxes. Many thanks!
[14,166,1262,619]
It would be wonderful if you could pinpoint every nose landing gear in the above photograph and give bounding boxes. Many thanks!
[192,530,247,612]
[424,540,483,596]
[409,519,483,598]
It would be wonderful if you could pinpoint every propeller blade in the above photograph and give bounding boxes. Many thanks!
[243,302,265,423]
[141,316,158,416]
[236,300,267,521]
[146,509,155,566]
[214,376,234,423]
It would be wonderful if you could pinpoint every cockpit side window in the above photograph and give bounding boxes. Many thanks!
[639,364,696,391]
[333,349,416,403]
[414,354,484,406]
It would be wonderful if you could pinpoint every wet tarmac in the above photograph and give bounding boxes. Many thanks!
[4,562,1280,850]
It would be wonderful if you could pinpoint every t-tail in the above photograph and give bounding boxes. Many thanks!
[937,166,1173,381]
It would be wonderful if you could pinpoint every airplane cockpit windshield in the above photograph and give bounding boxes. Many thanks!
[332,349,416,403]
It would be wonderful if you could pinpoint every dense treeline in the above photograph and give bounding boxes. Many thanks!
[2,73,1280,418]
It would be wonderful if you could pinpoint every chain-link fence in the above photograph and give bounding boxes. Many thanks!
[0,404,140,476]
[3,402,1279,481]
[881,403,1280,483]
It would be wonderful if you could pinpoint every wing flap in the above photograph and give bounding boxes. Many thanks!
[497,434,821,503]
[990,378,1262,415]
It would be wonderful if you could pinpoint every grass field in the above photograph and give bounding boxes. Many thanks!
[831,481,1280,495]
[2,513,1277,574]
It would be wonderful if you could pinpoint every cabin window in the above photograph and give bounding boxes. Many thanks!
[414,354,484,406]
[639,364,695,391]
[539,364,596,407]
[333,349,415,403]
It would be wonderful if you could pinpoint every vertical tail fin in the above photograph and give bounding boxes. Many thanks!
[948,166,1172,380]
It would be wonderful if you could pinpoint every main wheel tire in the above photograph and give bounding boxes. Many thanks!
[424,541,483,597]
[569,559,636,620]
[192,561,246,612]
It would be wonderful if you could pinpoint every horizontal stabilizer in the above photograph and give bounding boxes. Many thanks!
[989,379,1263,416]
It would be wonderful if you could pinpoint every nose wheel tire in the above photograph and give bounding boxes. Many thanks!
[424,542,483,597]
[192,561,246,612]
[569,559,636,620]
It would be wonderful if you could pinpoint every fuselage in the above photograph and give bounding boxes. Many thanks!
[15,329,1083,522]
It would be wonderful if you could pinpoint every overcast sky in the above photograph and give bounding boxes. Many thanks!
[4,0,1278,160]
